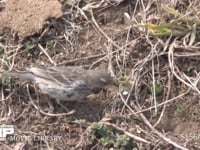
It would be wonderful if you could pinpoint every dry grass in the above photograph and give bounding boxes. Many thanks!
[0,0,200,149]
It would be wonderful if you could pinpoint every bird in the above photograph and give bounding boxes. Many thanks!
[5,66,114,104]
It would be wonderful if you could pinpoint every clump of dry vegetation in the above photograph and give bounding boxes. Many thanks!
[0,0,200,149]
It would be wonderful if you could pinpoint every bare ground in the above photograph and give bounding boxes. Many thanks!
[0,0,200,149]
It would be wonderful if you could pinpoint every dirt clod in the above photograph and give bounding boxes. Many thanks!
[0,0,63,38]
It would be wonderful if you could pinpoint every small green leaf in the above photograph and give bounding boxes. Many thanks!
[25,42,34,50]
[174,105,184,116]
[165,6,182,17]
[46,40,55,49]
[154,83,163,96]
[100,137,114,147]
[90,123,113,138]
[0,46,4,54]
[118,75,128,83]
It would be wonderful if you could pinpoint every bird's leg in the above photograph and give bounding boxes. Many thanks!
[33,84,55,113]
[33,84,40,104]
[56,99,76,114]
[46,99,55,113]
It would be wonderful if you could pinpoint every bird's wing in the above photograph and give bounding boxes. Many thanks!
[6,66,90,90]
[27,66,88,87]
[47,66,87,85]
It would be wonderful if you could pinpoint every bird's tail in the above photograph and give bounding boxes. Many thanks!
[1,68,34,82]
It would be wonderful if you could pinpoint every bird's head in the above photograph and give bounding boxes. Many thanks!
[87,69,114,93]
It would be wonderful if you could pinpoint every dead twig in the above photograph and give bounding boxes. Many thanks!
[38,43,56,65]
[100,121,151,144]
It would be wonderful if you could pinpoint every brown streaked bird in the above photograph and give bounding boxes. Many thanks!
[6,66,114,104]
